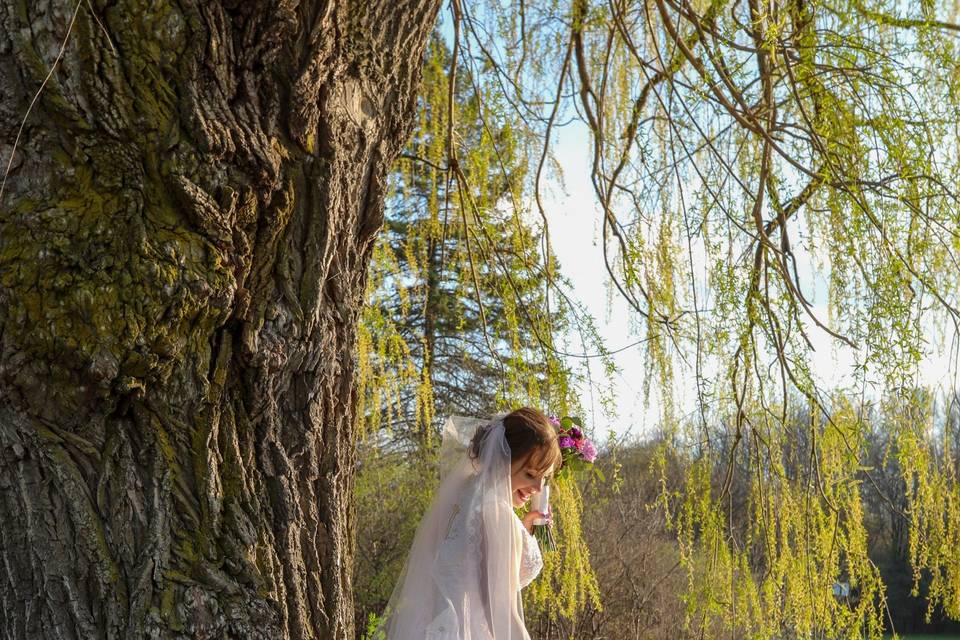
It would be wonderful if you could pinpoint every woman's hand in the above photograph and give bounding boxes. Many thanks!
[521,510,551,534]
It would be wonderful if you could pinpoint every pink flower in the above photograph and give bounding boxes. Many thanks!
[580,440,597,463]
[558,436,575,449]
[548,415,561,428]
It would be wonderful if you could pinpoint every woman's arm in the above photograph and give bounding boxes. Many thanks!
[519,510,550,534]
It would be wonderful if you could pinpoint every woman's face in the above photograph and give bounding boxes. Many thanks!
[510,453,553,508]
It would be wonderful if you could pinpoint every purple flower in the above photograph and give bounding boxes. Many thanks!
[569,427,583,439]
[580,440,597,463]
[548,415,561,427]
[558,436,575,449]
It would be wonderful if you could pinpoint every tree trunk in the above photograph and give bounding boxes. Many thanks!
[0,1,440,638]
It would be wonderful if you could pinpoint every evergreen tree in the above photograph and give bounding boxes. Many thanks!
[353,36,603,632]
[358,35,583,446]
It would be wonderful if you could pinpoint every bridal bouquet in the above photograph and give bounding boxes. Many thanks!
[531,415,599,549]
[551,415,598,476]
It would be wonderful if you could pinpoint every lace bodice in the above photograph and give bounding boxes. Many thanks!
[422,495,543,638]
[436,500,543,594]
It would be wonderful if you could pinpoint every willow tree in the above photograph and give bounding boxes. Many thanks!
[0,2,440,638]
[431,0,960,636]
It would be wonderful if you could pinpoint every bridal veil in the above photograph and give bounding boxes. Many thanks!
[377,415,530,639]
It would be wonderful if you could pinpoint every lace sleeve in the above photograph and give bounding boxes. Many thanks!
[517,518,543,589]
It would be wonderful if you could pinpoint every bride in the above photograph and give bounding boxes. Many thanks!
[378,408,560,639]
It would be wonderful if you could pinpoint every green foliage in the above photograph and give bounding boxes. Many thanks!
[354,34,608,629]
[353,447,438,633]
[525,472,602,620]
[356,36,585,441]
[443,0,960,635]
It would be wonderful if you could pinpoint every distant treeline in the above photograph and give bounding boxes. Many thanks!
[355,390,960,638]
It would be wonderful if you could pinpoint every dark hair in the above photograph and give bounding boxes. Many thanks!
[469,407,562,474]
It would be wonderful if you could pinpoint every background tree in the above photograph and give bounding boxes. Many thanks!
[353,36,606,634]
[525,391,960,639]
[0,2,440,638]
[357,37,574,445]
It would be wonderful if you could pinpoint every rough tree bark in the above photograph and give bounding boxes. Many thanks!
[0,1,440,638]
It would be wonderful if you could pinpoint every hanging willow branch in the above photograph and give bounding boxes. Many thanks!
[447,0,960,636]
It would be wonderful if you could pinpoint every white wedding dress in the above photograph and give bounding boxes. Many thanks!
[379,416,543,640]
